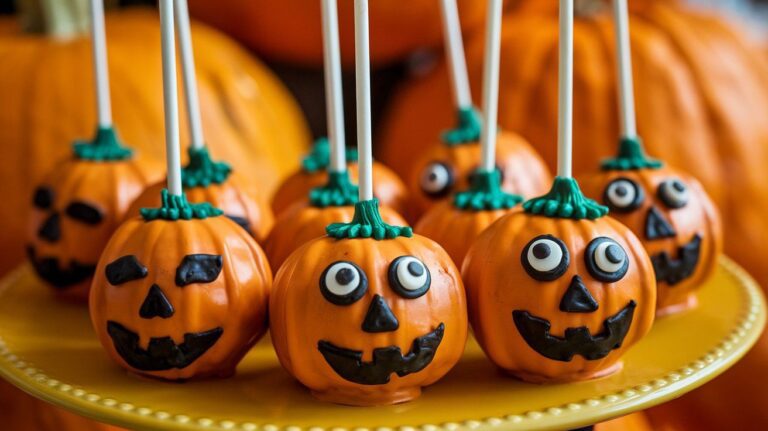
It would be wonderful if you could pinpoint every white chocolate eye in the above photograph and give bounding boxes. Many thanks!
[585,237,629,282]
[521,235,569,281]
[658,178,689,209]
[420,162,454,197]
[320,261,367,305]
[388,256,431,298]
[604,178,643,212]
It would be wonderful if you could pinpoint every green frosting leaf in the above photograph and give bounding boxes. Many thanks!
[141,189,223,221]
[454,169,522,211]
[181,147,232,188]
[72,126,133,161]
[442,107,482,146]
[523,177,608,220]
[326,199,413,240]
[301,137,359,173]
[601,137,663,171]
[309,170,359,207]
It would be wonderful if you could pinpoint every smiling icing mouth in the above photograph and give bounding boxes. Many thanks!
[317,323,445,385]
[26,246,95,288]
[650,234,702,286]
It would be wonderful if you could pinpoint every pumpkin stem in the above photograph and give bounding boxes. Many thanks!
[326,199,413,240]
[72,126,134,161]
[454,169,522,211]
[309,170,359,207]
[601,136,663,171]
[301,137,358,173]
[181,147,232,188]
[140,189,223,221]
[442,106,483,146]
[523,176,608,220]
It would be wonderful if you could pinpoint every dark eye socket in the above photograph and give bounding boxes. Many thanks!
[585,237,629,282]
[420,161,455,197]
[521,235,570,281]
[603,178,644,212]
[320,261,368,305]
[65,201,103,225]
[657,178,689,209]
[388,256,431,299]
[106,255,148,285]
[175,254,223,286]
[33,187,54,209]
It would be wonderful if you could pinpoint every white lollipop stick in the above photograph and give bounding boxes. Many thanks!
[479,0,503,173]
[440,0,473,110]
[557,0,574,179]
[159,0,182,196]
[321,0,347,173]
[354,0,373,201]
[613,0,637,138]
[88,0,112,128]
[175,0,205,151]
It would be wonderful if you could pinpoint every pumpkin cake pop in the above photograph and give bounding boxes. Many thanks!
[462,0,655,383]
[26,0,162,303]
[580,0,721,317]
[416,0,523,266]
[270,0,467,405]
[90,0,271,380]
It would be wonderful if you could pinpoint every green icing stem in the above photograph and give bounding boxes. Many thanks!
[326,199,413,240]
[309,170,359,207]
[301,137,359,173]
[523,177,608,220]
[442,106,482,146]
[601,136,663,171]
[454,169,522,211]
[141,189,223,221]
[72,126,133,161]
[181,147,232,188]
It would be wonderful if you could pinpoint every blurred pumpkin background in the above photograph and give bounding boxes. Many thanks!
[1,0,767,429]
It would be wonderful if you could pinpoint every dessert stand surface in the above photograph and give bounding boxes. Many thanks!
[0,257,763,431]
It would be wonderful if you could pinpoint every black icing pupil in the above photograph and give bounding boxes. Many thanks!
[614,185,628,197]
[532,243,551,260]
[672,181,685,193]
[428,172,438,182]
[407,261,424,276]
[605,244,625,264]
[335,267,355,285]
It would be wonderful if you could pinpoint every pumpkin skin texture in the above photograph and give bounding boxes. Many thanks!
[408,132,551,221]
[581,167,722,316]
[264,202,407,273]
[462,212,656,383]
[270,235,468,406]
[272,162,408,218]
[89,215,272,380]
[27,157,162,303]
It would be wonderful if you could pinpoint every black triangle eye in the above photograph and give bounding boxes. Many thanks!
[175,254,223,286]
[106,255,148,285]
[65,201,103,225]
[585,237,629,282]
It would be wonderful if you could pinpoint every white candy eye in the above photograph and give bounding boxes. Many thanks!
[521,235,569,281]
[604,178,643,212]
[389,256,431,298]
[420,162,454,197]
[658,178,689,209]
[586,237,629,282]
[320,261,367,305]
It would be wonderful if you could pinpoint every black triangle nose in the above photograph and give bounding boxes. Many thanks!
[38,212,61,243]
[645,206,676,240]
[140,284,175,319]
[361,294,399,333]
[560,275,599,313]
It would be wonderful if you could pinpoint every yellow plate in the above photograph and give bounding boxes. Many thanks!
[0,257,764,431]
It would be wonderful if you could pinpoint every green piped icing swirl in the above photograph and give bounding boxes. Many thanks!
[141,189,223,221]
[326,199,413,240]
[301,137,359,173]
[454,169,522,211]
[181,147,232,188]
[442,107,482,146]
[523,177,608,220]
[309,170,359,207]
[72,126,133,161]
[601,137,663,171]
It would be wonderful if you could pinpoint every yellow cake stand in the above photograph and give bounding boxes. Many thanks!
[0,257,764,431]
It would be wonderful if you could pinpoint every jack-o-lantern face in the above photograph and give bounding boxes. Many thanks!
[581,167,722,316]
[89,215,272,380]
[462,212,656,383]
[27,159,160,302]
[270,235,467,406]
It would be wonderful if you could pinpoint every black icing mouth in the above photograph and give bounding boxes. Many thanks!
[512,301,636,362]
[26,246,95,289]
[106,321,223,371]
[317,323,445,385]
[651,234,702,286]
